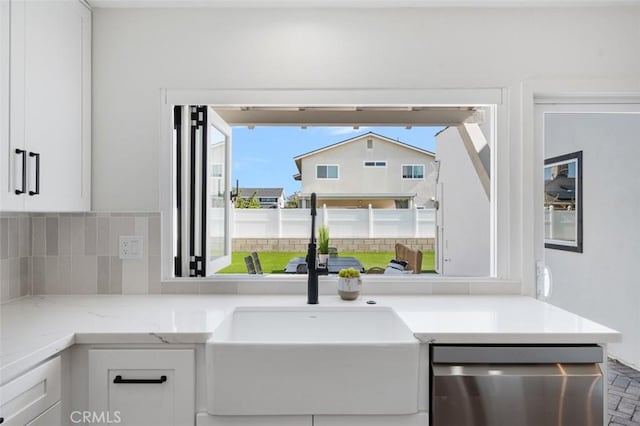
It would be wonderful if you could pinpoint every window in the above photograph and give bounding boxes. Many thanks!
[211,163,224,177]
[163,89,501,281]
[544,152,583,252]
[316,165,339,179]
[402,164,424,179]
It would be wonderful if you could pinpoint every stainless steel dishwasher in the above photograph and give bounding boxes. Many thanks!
[431,345,604,426]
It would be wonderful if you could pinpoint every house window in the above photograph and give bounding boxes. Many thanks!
[364,161,387,167]
[367,139,373,149]
[211,163,224,177]
[402,164,424,179]
[317,165,339,179]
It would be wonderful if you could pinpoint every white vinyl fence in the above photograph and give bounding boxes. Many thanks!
[544,208,577,242]
[231,207,436,239]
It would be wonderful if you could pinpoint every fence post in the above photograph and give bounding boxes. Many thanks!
[368,204,374,238]
[277,207,282,238]
[230,205,235,238]
[413,205,419,238]
[323,204,328,227]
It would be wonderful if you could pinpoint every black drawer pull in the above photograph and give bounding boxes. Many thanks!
[15,149,26,195]
[113,375,167,384]
[29,152,40,196]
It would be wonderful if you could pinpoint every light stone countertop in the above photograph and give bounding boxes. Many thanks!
[0,294,620,381]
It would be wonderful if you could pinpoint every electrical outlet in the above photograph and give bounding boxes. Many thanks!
[119,236,143,260]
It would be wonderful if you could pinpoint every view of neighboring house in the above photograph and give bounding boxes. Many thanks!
[237,188,286,208]
[293,132,436,209]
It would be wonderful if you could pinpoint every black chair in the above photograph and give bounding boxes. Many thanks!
[328,247,338,257]
[244,256,256,274]
[251,252,263,274]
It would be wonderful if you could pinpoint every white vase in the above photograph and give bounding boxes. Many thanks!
[318,254,329,265]
[337,277,362,300]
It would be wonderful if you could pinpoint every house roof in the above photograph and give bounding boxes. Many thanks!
[293,132,435,173]
[238,188,284,198]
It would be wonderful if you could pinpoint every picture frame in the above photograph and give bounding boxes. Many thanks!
[544,151,583,252]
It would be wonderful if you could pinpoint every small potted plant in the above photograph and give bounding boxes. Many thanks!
[337,268,362,300]
[318,225,330,265]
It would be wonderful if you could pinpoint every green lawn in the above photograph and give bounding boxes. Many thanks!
[217,251,435,274]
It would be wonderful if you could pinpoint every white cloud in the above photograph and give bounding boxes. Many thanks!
[327,126,370,136]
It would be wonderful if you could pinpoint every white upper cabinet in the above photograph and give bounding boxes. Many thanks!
[0,0,91,212]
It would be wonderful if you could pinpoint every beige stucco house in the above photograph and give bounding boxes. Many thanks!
[293,132,435,208]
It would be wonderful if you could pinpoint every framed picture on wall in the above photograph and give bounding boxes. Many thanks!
[544,151,583,252]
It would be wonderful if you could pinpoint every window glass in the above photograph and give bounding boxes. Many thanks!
[211,163,224,177]
[317,165,338,179]
[402,164,424,179]
[365,161,387,167]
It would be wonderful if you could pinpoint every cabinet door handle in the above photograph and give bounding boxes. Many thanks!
[28,152,40,196]
[15,149,27,194]
[113,375,167,384]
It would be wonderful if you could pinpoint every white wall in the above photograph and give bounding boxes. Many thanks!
[92,6,640,287]
[543,111,640,368]
[436,126,490,276]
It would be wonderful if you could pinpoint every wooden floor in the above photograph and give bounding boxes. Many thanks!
[608,358,640,425]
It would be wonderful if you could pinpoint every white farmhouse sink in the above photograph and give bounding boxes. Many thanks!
[206,306,419,416]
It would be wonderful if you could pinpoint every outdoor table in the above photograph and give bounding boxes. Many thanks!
[284,256,365,274]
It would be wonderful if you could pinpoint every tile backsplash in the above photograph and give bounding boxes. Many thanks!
[0,212,161,302]
[0,213,32,302]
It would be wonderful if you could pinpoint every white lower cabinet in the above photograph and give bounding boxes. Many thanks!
[88,349,195,426]
[196,413,427,426]
[314,413,428,426]
[0,356,61,426]
[25,402,61,426]
[196,413,311,426]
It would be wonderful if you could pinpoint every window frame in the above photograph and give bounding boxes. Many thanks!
[316,164,340,180]
[160,88,507,284]
[401,164,425,180]
[543,151,583,253]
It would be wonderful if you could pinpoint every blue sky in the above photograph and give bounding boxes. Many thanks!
[231,126,444,197]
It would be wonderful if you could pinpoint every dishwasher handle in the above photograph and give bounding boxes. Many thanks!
[431,345,603,364]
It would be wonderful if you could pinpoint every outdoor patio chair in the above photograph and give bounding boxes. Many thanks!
[328,247,338,257]
[244,255,256,274]
[394,243,423,274]
[251,252,263,274]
